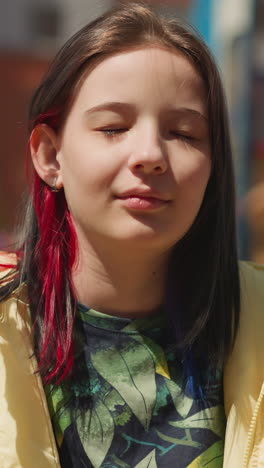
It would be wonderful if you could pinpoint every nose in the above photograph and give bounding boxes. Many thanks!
[128,125,168,175]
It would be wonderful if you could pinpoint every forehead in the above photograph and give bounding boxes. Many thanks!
[72,46,207,114]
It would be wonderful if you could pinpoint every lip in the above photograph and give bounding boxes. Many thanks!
[116,188,170,202]
[115,189,171,211]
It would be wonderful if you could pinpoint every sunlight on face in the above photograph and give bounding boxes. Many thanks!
[57,47,211,254]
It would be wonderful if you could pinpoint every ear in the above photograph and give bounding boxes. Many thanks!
[30,124,63,189]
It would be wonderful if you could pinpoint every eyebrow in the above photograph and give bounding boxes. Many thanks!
[85,101,207,121]
[85,102,134,116]
[167,107,208,122]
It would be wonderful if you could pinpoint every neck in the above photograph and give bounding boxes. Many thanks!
[72,235,170,319]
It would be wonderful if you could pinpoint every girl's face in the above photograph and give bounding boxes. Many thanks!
[56,47,211,253]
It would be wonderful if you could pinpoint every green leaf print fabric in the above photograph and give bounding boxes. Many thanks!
[45,305,226,468]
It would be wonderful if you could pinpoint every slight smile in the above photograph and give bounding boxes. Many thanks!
[116,195,170,211]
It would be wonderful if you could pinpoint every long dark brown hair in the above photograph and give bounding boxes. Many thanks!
[0,2,240,384]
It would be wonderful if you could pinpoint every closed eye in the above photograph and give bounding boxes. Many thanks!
[170,132,195,142]
[100,128,127,137]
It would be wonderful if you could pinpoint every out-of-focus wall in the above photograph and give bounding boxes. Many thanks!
[0,0,113,54]
[212,0,256,259]
[245,0,264,262]
[0,53,49,237]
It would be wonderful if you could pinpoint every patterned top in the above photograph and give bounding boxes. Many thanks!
[45,305,226,468]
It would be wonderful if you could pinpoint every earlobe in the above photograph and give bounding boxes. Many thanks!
[30,124,63,189]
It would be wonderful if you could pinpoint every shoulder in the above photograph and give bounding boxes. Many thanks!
[0,250,18,283]
[238,260,264,340]
[0,264,29,330]
[223,261,264,462]
[225,260,264,389]
[239,259,264,281]
[0,250,18,269]
[0,250,24,318]
[224,261,264,414]
[239,260,264,320]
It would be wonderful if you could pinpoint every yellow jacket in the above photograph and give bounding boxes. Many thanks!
[0,261,263,468]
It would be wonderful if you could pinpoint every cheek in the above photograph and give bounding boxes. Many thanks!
[189,159,211,190]
[59,147,107,191]
[170,156,211,241]
[175,152,211,194]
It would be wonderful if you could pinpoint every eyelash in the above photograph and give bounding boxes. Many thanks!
[99,128,195,142]
[101,128,126,136]
[171,132,195,142]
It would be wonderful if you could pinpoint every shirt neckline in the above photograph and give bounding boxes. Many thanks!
[77,302,166,334]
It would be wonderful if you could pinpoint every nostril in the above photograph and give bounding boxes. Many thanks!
[131,160,166,174]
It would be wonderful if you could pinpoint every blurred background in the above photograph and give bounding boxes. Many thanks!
[1,0,264,262]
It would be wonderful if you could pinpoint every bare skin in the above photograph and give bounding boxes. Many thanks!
[72,225,169,318]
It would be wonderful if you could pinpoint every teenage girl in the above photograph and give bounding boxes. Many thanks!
[1,3,264,468]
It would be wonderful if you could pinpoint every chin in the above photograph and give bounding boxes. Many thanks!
[110,224,181,251]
